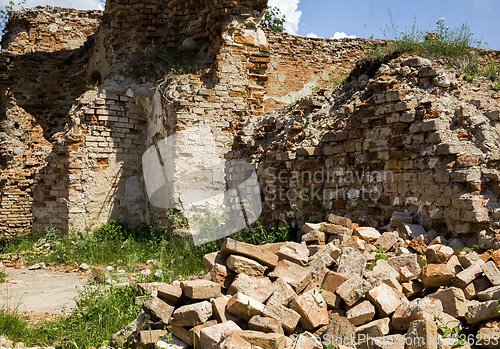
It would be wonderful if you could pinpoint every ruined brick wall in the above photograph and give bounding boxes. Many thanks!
[1,6,101,54]
[263,31,385,112]
[244,55,500,243]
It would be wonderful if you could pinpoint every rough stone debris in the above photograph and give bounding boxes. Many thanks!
[111,214,500,349]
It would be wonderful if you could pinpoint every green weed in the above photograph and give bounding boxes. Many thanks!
[368,245,388,270]
[0,270,6,283]
[0,284,142,348]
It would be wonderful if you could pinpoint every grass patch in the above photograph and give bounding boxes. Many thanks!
[0,284,142,348]
[0,270,6,283]
[369,17,500,85]
[0,216,292,347]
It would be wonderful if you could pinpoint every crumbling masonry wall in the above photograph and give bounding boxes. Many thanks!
[4,1,498,239]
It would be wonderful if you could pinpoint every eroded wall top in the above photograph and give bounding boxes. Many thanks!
[1,6,102,54]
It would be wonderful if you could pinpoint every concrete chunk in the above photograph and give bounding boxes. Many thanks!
[356,317,391,338]
[322,270,349,293]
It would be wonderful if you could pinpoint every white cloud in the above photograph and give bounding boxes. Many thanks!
[331,32,357,40]
[306,32,319,38]
[0,0,105,11]
[267,0,302,35]
[472,0,492,11]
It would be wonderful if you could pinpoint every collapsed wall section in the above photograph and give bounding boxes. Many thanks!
[246,55,500,242]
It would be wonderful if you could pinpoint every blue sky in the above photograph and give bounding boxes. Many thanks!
[2,0,499,50]
[270,0,500,49]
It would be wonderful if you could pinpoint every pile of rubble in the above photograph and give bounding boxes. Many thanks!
[114,213,500,349]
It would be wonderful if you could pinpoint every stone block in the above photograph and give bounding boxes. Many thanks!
[337,247,367,277]
[157,283,183,304]
[171,301,212,327]
[354,227,381,242]
[387,254,421,281]
[227,293,265,321]
[209,264,235,289]
[483,261,500,286]
[263,300,301,334]
[336,275,374,307]
[465,300,500,325]
[453,260,485,288]
[425,244,454,264]
[218,334,256,349]
[211,295,241,324]
[327,214,352,228]
[302,223,322,233]
[226,254,267,277]
[345,300,375,326]
[137,329,167,349]
[248,315,283,334]
[221,238,278,268]
[401,281,424,298]
[478,285,500,301]
[142,296,175,326]
[366,283,406,316]
[405,320,438,349]
[266,277,296,306]
[199,321,241,349]
[374,232,398,251]
[421,264,455,287]
[301,230,326,245]
[290,289,329,330]
[321,270,349,293]
[268,260,312,293]
[202,252,228,271]
[427,287,467,318]
[398,223,425,239]
[231,330,286,349]
[276,242,309,266]
[464,276,492,299]
[391,297,443,331]
[321,315,356,347]
[181,279,221,300]
[320,222,352,236]
[356,317,391,338]
[229,273,274,303]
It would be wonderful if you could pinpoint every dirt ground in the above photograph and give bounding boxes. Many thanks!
[0,267,89,319]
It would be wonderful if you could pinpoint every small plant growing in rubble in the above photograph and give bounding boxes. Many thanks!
[434,315,465,348]
[454,243,486,254]
[0,270,6,283]
[368,245,387,270]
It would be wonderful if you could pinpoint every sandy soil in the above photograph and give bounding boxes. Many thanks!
[0,267,89,319]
